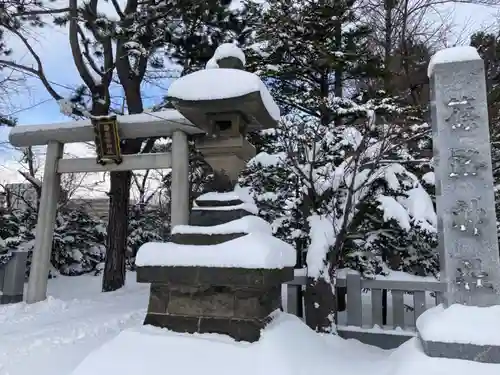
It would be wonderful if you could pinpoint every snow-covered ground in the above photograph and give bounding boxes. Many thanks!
[1,273,499,375]
[0,274,148,375]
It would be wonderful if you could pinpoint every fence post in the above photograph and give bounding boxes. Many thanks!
[413,291,426,320]
[346,273,363,326]
[0,265,4,291]
[371,289,384,327]
[286,284,298,315]
[391,290,405,329]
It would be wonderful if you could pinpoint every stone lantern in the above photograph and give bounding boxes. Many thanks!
[167,43,280,183]
[135,44,293,344]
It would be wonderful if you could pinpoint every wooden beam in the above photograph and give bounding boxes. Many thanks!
[9,109,205,147]
[336,276,446,292]
[57,152,172,173]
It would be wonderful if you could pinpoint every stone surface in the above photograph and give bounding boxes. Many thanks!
[190,207,254,226]
[0,294,23,304]
[0,251,27,305]
[146,284,281,319]
[138,262,292,342]
[168,91,278,133]
[199,171,235,193]
[144,313,273,342]
[137,266,294,286]
[418,47,500,364]
[430,51,500,307]
[170,232,246,246]
[420,337,500,364]
[195,198,244,207]
[216,56,244,70]
[142,281,282,342]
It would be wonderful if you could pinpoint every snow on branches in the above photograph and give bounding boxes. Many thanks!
[240,99,437,280]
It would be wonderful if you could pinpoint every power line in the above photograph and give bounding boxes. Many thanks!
[7,66,79,92]
[6,98,54,117]
[2,62,194,129]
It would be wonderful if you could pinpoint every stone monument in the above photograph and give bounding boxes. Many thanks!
[135,44,295,342]
[417,46,500,363]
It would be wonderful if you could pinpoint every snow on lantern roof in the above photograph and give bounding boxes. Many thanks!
[167,68,280,121]
[172,216,272,236]
[196,190,254,204]
[135,232,295,269]
[205,57,219,69]
[213,43,246,66]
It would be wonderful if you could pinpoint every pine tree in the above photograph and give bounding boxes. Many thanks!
[126,204,169,269]
[161,0,248,75]
[240,0,435,332]
[244,0,381,124]
[0,204,109,277]
[51,207,107,276]
[241,97,438,330]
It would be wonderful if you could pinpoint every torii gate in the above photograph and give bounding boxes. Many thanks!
[8,109,203,303]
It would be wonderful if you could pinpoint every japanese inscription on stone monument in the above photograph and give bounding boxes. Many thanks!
[431,51,500,307]
[455,258,492,291]
[445,96,479,131]
[417,45,500,365]
[448,149,486,178]
[450,198,487,236]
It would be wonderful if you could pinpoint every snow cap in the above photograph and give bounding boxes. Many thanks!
[211,43,246,70]
[427,46,481,78]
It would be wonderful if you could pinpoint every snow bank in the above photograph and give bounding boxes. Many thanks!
[193,202,259,215]
[167,69,280,120]
[416,304,500,345]
[0,273,149,375]
[172,216,272,235]
[338,324,416,337]
[135,232,295,269]
[196,190,254,203]
[385,338,500,375]
[70,312,386,375]
[5,271,500,375]
[336,268,438,282]
[428,46,481,77]
[213,43,246,66]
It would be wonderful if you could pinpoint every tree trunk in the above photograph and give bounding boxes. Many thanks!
[101,83,143,292]
[102,171,131,291]
[304,276,336,333]
[383,0,393,94]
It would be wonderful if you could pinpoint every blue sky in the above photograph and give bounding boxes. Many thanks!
[0,1,497,190]
[8,3,496,125]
